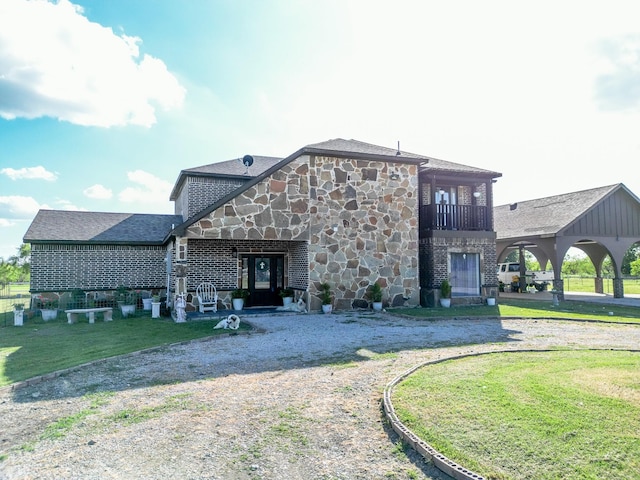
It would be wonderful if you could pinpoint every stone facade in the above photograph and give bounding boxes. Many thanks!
[174,154,421,310]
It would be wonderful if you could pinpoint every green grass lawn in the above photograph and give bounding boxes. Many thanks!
[393,350,640,480]
[0,315,250,387]
[393,297,640,324]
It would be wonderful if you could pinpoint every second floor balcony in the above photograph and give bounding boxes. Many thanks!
[420,204,491,234]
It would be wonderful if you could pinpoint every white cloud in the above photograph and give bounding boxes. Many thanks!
[0,0,186,127]
[83,184,113,200]
[0,218,14,227]
[118,170,173,212]
[0,195,43,219]
[54,199,87,211]
[1,165,57,181]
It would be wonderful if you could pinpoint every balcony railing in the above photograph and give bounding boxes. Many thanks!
[420,204,490,233]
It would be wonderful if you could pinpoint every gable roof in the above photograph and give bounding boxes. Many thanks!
[304,138,429,161]
[172,138,501,236]
[24,210,183,245]
[171,138,434,235]
[169,155,282,200]
[494,184,624,240]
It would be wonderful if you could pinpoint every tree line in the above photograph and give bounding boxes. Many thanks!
[505,245,640,277]
[0,244,30,284]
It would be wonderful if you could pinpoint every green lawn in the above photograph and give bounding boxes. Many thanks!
[393,297,640,324]
[0,315,250,387]
[393,350,640,480]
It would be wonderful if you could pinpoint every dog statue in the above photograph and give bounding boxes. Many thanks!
[276,297,307,313]
[214,314,240,330]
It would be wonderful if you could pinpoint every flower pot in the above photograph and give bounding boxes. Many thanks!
[142,298,153,310]
[372,301,383,311]
[439,298,451,308]
[322,304,332,314]
[232,298,244,311]
[282,297,294,307]
[487,297,496,306]
[41,309,58,321]
[120,304,135,317]
[151,302,161,318]
[14,310,24,326]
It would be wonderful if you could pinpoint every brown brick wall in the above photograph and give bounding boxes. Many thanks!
[30,243,167,292]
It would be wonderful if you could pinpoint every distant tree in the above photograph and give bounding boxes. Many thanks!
[0,243,30,283]
[622,244,640,275]
[561,254,596,276]
[631,258,640,276]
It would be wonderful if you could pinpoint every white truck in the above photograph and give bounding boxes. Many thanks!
[497,262,554,292]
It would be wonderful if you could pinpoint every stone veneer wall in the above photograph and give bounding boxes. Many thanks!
[179,154,420,311]
[29,243,167,292]
[307,155,419,310]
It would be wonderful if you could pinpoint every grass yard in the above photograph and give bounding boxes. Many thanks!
[393,298,640,324]
[0,315,250,387]
[393,350,640,480]
[564,276,640,295]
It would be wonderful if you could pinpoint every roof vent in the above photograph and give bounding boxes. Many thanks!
[396,141,401,156]
[510,203,518,211]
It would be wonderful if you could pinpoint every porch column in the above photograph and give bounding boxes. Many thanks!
[594,276,604,294]
[613,277,624,299]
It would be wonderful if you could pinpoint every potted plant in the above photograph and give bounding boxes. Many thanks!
[439,279,451,308]
[142,291,153,311]
[319,282,332,313]
[367,282,383,311]
[279,287,295,306]
[231,288,249,311]
[39,296,59,320]
[116,286,136,317]
[13,303,24,326]
[151,293,161,318]
[487,288,497,306]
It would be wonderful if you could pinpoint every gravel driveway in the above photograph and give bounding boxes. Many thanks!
[1,311,639,480]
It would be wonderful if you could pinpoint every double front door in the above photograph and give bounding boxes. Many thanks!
[242,255,285,306]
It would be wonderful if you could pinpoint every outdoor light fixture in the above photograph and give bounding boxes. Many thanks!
[390,171,400,180]
[473,191,481,198]
[232,247,238,258]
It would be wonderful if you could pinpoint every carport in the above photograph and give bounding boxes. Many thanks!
[494,184,640,299]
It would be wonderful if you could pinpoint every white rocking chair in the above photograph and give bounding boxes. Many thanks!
[196,282,218,313]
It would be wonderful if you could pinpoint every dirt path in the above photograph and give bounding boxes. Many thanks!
[1,314,639,480]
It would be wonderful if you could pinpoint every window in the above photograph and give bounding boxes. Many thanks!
[450,253,480,296]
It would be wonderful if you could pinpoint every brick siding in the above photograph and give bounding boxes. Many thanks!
[30,243,167,292]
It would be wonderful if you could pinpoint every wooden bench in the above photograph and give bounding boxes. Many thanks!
[65,307,113,324]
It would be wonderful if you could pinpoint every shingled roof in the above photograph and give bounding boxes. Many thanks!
[494,184,621,240]
[304,138,429,161]
[24,210,183,244]
[170,156,282,201]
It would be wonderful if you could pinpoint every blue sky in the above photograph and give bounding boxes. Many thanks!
[1,0,640,260]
